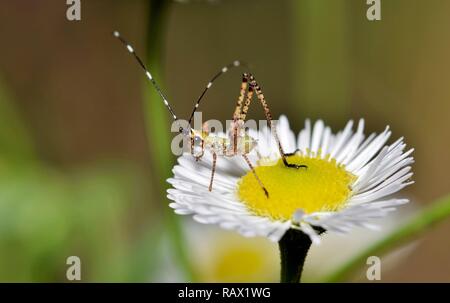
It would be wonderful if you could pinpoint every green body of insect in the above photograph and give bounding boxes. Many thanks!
[188,125,257,159]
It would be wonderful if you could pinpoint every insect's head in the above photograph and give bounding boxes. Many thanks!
[179,126,191,136]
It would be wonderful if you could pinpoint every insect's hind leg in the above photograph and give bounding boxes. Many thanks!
[282,157,307,169]
[283,150,306,168]
[243,73,307,170]
[242,154,269,198]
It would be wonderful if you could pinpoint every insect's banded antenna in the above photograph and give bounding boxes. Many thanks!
[113,31,178,121]
[188,60,247,125]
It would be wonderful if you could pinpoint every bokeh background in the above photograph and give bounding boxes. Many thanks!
[0,0,449,282]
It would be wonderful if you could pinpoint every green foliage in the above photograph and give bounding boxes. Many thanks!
[0,79,35,163]
[0,78,159,281]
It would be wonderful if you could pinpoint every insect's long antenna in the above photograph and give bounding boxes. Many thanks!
[188,60,246,125]
[113,31,178,121]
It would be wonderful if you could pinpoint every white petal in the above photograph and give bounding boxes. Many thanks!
[329,120,354,159]
[310,120,325,153]
[297,119,311,152]
[276,115,297,153]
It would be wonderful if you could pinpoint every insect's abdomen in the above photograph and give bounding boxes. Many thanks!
[205,134,257,156]
[204,136,229,156]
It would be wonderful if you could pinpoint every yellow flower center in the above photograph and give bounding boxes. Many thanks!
[195,234,279,282]
[213,247,271,282]
[237,153,356,221]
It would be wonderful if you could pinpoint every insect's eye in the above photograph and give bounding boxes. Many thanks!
[192,135,204,157]
[191,134,203,147]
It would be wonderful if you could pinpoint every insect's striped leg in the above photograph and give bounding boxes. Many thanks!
[234,83,254,153]
[191,135,195,157]
[233,75,249,120]
[242,154,269,198]
[233,124,238,154]
[195,139,205,161]
[189,60,245,125]
[239,83,254,121]
[232,75,251,154]
[208,152,218,192]
[246,73,307,169]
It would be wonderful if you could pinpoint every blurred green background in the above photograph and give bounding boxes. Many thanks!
[0,0,448,282]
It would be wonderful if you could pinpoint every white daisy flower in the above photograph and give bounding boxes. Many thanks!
[167,116,414,245]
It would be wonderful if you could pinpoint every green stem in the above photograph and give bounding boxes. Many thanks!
[323,194,450,282]
[279,229,313,283]
[145,0,195,281]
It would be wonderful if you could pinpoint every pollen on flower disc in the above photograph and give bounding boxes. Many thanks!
[237,153,356,221]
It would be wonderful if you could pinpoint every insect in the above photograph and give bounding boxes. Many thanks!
[113,31,306,197]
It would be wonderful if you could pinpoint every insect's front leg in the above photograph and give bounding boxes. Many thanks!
[233,120,239,154]
[191,134,205,161]
[208,152,218,192]
[229,119,243,155]
[194,148,204,162]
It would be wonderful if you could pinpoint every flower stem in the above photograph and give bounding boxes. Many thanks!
[145,0,195,281]
[278,229,313,283]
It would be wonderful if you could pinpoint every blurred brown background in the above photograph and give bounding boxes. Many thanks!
[0,0,448,281]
